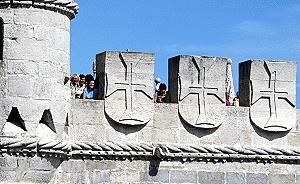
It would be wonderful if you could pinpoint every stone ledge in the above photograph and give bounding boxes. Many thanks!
[1,138,300,164]
[0,0,79,19]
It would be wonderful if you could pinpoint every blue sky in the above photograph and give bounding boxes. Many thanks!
[71,0,300,108]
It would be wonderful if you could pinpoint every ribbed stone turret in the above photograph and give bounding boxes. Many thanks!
[0,0,79,139]
[0,0,79,19]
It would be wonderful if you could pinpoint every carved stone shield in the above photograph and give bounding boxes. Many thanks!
[172,56,228,128]
[243,61,297,132]
[97,51,154,125]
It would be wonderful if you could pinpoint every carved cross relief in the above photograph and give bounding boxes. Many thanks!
[114,62,150,122]
[251,62,295,130]
[105,53,153,125]
[179,57,224,127]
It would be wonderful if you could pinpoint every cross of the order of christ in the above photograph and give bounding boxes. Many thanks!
[180,58,224,125]
[111,58,152,123]
[252,70,291,129]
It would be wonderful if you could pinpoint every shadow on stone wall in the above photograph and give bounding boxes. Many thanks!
[179,113,218,138]
[105,111,147,135]
[250,120,290,141]
[149,159,161,176]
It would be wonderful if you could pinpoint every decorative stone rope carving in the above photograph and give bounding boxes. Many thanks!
[1,138,300,163]
[0,137,37,157]
[154,144,300,163]
[0,0,79,19]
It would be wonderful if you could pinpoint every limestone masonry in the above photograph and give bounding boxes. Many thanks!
[0,1,300,184]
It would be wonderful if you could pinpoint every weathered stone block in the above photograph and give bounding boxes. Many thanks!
[33,78,54,100]
[16,157,30,180]
[170,170,197,183]
[153,127,179,143]
[13,9,45,26]
[86,160,116,171]
[226,172,245,184]
[61,160,85,173]
[71,124,106,142]
[96,51,155,126]
[22,170,55,183]
[169,55,230,129]
[246,173,267,184]
[0,157,18,170]
[153,103,179,129]
[268,174,295,184]
[89,170,110,183]
[296,175,300,184]
[239,60,297,132]
[0,170,16,182]
[55,172,89,184]
[29,157,61,171]
[43,10,70,31]
[198,171,225,184]
[7,60,38,76]
[109,170,139,183]
[8,76,34,97]
[0,9,14,24]
[47,27,70,52]
[5,37,48,61]
[139,169,169,183]
[5,24,34,39]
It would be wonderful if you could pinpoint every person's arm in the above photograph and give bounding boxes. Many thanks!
[93,89,99,100]
[83,88,87,99]
[154,92,157,103]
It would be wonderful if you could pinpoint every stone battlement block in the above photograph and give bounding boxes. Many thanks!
[239,60,297,132]
[168,55,231,129]
[96,51,155,126]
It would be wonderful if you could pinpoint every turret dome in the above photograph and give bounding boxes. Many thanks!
[0,0,79,19]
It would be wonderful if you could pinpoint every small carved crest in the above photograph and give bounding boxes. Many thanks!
[178,56,227,128]
[103,52,154,125]
[250,61,296,132]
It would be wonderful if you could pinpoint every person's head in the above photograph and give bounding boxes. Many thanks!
[71,74,79,85]
[85,74,94,84]
[225,93,230,100]
[155,77,161,84]
[159,83,167,94]
[79,74,86,87]
[87,80,95,89]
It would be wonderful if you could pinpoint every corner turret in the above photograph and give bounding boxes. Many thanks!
[0,0,79,140]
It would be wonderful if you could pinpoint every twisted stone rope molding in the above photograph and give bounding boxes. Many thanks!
[0,0,79,19]
[1,138,300,163]
[154,144,300,163]
[0,137,37,157]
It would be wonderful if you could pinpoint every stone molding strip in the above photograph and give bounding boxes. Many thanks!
[1,138,300,164]
[0,0,79,19]
[154,144,300,164]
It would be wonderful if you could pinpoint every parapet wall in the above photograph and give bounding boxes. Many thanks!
[0,101,300,183]
[71,100,300,148]
[0,51,299,183]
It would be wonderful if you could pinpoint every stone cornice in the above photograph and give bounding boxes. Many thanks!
[1,138,300,164]
[0,0,79,19]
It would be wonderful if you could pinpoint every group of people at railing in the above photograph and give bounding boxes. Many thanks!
[226,93,239,107]
[154,77,169,103]
[70,73,99,100]
[70,74,239,106]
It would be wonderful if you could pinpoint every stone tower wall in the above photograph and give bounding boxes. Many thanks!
[0,1,300,184]
[0,7,71,137]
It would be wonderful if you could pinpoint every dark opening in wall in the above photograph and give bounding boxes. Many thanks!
[7,107,26,131]
[0,17,3,60]
[39,109,56,133]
